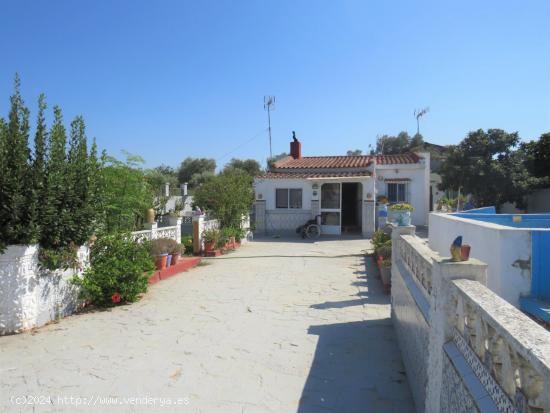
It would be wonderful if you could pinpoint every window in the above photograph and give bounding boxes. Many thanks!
[321,183,340,209]
[387,183,407,203]
[276,188,302,208]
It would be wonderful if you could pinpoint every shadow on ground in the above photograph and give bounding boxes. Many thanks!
[300,256,414,413]
[310,255,389,309]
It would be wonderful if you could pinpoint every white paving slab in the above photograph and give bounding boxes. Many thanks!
[0,237,414,413]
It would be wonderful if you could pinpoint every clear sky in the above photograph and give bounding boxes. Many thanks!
[1,1,549,168]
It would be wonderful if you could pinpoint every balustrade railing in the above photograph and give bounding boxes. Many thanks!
[451,279,550,413]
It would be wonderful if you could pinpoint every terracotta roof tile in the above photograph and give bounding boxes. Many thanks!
[375,153,420,165]
[273,153,420,169]
[258,171,372,179]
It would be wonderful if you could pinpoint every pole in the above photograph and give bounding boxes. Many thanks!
[416,116,420,135]
[267,105,272,159]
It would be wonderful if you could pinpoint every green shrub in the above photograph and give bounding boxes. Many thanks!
[181,235,193,255]
[150,238,172,255]
[372,229,390,251]
[389,203,414,212]
[376,243,392,259]
[202,228,220,244]
[38,244,79,271]
[72,233,154,307]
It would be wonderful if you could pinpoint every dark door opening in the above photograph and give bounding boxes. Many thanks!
[341,183,362,233]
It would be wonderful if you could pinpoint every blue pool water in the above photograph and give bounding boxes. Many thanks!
[452,207,550,322]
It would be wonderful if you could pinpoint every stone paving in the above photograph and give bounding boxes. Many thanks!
[0,237,415,413]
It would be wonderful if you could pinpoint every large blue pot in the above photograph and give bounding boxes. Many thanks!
[393,210,411,226]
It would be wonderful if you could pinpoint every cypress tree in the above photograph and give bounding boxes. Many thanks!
[66,116,89,245]
[41,105,67,248]
[33,94,48,238]
[0,74,36,246]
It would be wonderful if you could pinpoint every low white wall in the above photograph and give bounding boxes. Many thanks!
[392,227,550,413]
[428,213,531,307]
[0,245,89,335]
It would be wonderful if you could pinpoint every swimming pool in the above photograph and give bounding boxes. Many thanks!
[451,207,550,323]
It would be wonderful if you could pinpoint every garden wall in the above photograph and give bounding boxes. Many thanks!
[392,226,550,413]
[0,245,89,335]
[429,212,532,307]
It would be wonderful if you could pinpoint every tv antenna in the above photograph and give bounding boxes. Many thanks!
[414,107,430,135]
[264,96,275,158]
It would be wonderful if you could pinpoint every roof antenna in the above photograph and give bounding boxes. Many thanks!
[264,96,275,158]
[414,107,430,135]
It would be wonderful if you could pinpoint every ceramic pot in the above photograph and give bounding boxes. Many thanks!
[461,245,471,261]
[204,241,215,252]
[154,254,168,270]
[146,208,155,224]
[166,254,172,267]
[170,253,179,266]
[392,210,411,226]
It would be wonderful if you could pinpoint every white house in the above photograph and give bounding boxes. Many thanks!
[254,134,430,237]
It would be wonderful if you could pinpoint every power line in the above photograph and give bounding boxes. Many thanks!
[216,128,268,162]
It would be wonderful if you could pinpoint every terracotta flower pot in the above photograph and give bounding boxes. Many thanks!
[460,245,471,261]
[229,236,236,249]
[154,254,168,270]
[170,253,179,266]
[204,241,215,253]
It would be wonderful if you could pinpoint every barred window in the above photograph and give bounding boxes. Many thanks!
[276,188,302,209]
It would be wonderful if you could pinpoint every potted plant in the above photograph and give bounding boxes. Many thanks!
[181,235,193,255]
[380,259,392,293]
[170,243,185,266]
[162,239,178,266]
[389,203,414,226]
[150,238,170,270]
[377,195,389,204]
[202,228,220,253]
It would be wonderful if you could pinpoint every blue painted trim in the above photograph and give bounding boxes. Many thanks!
[396,260,430,323]
[520,296,550,324]
[460,206,496,214]
[532,231,550,300]
[443,342,500,413]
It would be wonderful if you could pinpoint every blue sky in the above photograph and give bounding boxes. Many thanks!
[1,1,549,168]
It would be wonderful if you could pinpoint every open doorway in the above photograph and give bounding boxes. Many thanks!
[341,183,362,234]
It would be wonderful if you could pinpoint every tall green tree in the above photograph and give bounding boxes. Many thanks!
[521,132,550,185]
[222,158,262,177]
[40,105,68,248]
[372,131,411,154]
[0,74,37,246]
[193,169,254,228]
[66,116,91,245]
[32,94,48,242]
[439,129,536,208]
[177,157,216,186]
[102,152,155,233]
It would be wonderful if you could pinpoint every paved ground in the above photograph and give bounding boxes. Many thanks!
[0,237,415,413]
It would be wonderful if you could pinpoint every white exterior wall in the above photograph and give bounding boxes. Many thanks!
[254,177,376,235]
[428,213,532,307]
[254,179,313,210]
[0,245,89,335]
[375,154,430,226]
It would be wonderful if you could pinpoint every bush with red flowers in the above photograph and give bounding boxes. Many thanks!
[72,232,154,307]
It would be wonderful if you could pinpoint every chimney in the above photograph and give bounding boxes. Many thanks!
[290,131,302,159]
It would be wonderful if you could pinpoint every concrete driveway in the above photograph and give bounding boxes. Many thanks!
[0,237,414,413]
